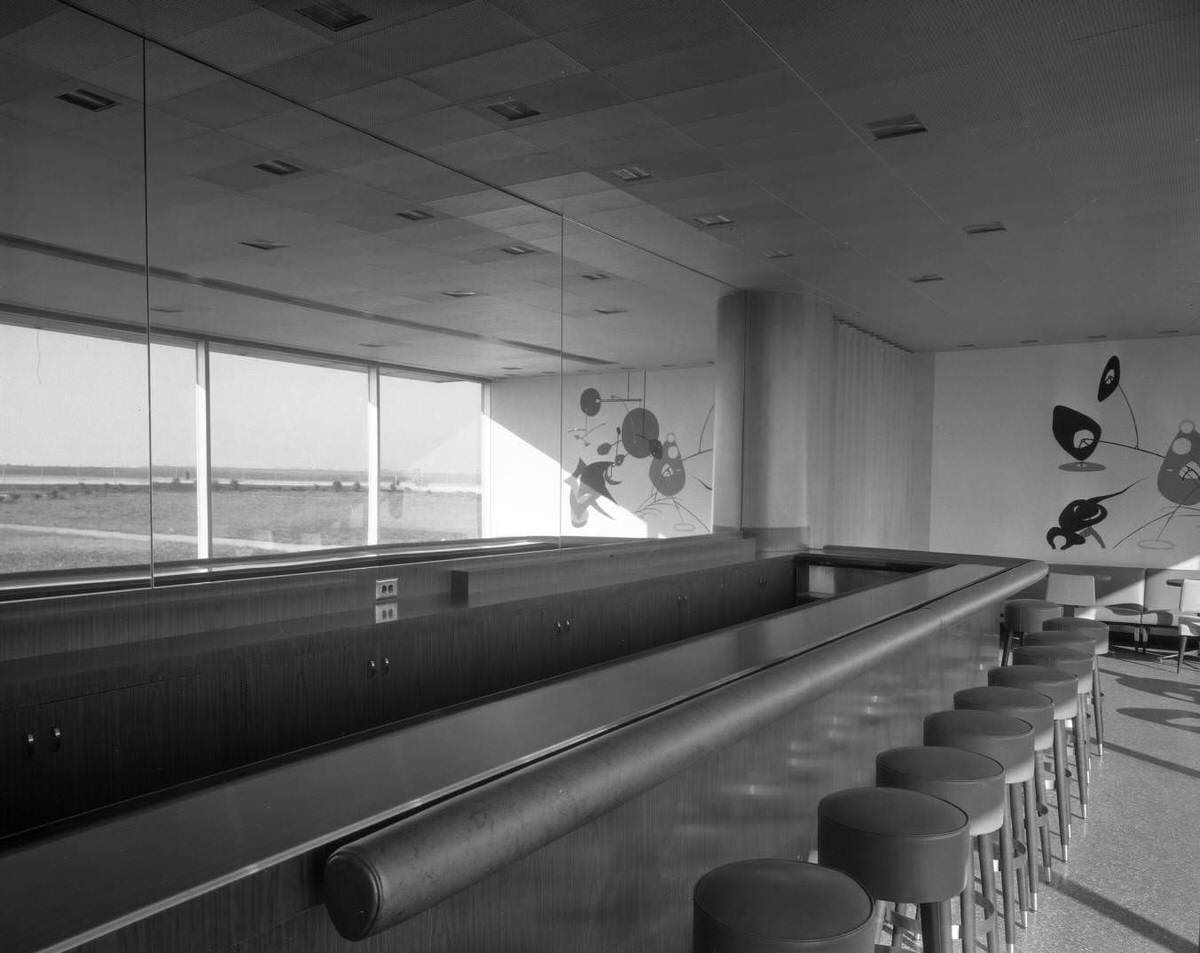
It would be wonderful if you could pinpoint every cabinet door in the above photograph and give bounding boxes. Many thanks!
[678,567,728,637]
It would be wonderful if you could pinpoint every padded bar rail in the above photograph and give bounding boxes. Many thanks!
[323,559,1046,939]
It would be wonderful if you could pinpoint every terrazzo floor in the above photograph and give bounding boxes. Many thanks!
[1002,650,1200,953]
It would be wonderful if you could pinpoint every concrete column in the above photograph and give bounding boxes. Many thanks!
[713,290,836,549]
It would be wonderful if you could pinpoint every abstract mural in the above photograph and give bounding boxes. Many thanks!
[1047,355,1200,551]
[566,379,713,534]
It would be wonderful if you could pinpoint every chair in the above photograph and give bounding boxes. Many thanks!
[1044,572,1097,618]
[1172,579,1200,673]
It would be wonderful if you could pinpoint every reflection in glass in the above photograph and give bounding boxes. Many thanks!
[149,339,198,562]
[379,375,481,544]
[208,351,368,556]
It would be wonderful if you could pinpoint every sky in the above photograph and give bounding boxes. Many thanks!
[0,323,482,474]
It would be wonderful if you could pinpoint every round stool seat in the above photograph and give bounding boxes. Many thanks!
[988,665,1078,719]
[876,746,1006,836]
[1004,598,1062,632]
[1023,631,1096,656]
[1042,616,1110,654]
[694,859,876,953]
[923,709,1035,783]
[954,685,1054,751]
[818,787,970,904]
[1012,645,1093,694]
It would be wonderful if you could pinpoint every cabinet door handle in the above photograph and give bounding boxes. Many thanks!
[382,656,391,675]
[50,726,62,750]
[563,618,572,634]
[555,620,564,635]
[367,658,378,676]
[23,731,35,757]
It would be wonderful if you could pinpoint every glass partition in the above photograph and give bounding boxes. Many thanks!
[0,5,149,578]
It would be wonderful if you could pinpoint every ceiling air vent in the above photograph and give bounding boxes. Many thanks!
[149,306,184,314]
[694,213,733,227]
[956,343,977,349]
[501,244,537,255]
[865,113,926,140]
[611,166,652,182]
[395,208,434,221]
[909,273,944,283]
[296,2,370,31]
[57,89,117,111]
[488,100,540,121]
[964,221,1007,235]
[581,272,609,281]
[241,239,288,251]
[1019,338,1039,345]
[594,307,627,315]
[254,159,302,176]
[1158,329,1181,335]
[768,250,793,259]
[442,290,478,298]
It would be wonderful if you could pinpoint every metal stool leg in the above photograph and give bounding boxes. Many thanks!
[978,834,1000,953]
[920,899,955,953]
[1009,787,1030,921]
[998,808,1018,952]
[1033,758,1055,876]
[1023,778,1040,905]
[1072,708,1089,819]
[1092,656,1105,756]
[1053,720,1071,859]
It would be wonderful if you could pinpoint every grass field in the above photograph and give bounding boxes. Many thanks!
[0,483,480,574]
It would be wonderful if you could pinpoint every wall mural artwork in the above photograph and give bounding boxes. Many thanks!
[1048,354,1200,552]
[567,381,713,534]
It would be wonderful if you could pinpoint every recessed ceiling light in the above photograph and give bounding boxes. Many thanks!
[581,272,609,280]
[296,1,371,31]
[768,250,793,259]
[1086,334,1108,340]
[909,273,944,283]
[594,307,627,315]
[395,208,434,222]
[865,113,927,140]
[1018,338,1039,345]
[695,213,733,227]
[611,166,652,182]
[501,365,522,371]
[442,290,478,298]
[1158,329,1180,335]
[240,239,288,251]
[501,244,537,255]
[957,343,977,349]
[254,159,302,176]
[964,221,1007,235]
[57,88,117,111]
[488,100,540,121]
[149,306,184,314]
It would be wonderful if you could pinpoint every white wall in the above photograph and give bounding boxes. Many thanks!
[932,336,1200,567]
[484,366,715,539]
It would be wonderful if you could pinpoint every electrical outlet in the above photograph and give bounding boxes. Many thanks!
[375,601,398,624]
[375,578,398,600]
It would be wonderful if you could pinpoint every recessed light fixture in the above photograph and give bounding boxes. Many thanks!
[501,244,537,255]
[594,307,627,315]
[768,250,793,259]
[254,159,302,176]
[395,208,434,222]
[240,239,288,251]
[581,272,609,281]
[610,166,652,182]
[964,221,1007,235]
[1018,338,1039,345]
[956,343,977,349]
[865,113,927,140]
[358,343,384,348]
[1086,334,1108,340]
[296,1,371,31]
[442,290,478,298]
[488,100,540,121]
[694,213,733,227]
[501,365,522,371]
[57,88,117,111]
[1158,329,1181,335]
[149,306,184,314]
[909,273,944,283]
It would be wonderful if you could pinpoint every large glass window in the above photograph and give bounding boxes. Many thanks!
[149,339,198,562]
[208,351,368,556]
[379,376,481,544]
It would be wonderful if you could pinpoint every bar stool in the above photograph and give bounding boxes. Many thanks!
[693,859,877,953]
[818,787,970,953]
[1023,631,1101,757]
[987,665,1080,860]
[1011,646,1092,818]
[1041,616,1109,755]
[953,686,1056,895]
[876,747,1006,953]
[1002,599,1062,666]
[922,710,1032,953]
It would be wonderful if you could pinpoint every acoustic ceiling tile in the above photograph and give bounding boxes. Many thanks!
[450,150,580,188]
[225,107,341,150]
[424,130,543,166]
[958,0,1199,55]
[600,33,780,101]
[463,72,629,129]
[489,0,649,35]
[173,9,328,76]
[638,69,807,127]
[291,131,401,171]
[409,39,588,102]
[0,51,67,105]
[0,7,140,73]
[312,77,451,127]
[158,78,289,130]
[371,105,500,151]
[243,43,392,103]
[512,102,666,150]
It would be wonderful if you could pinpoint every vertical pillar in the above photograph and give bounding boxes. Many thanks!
[194,341,212,559]
[713,290,836,550]
[367,365,380,546]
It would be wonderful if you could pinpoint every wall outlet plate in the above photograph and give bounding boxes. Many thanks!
[375,601,398,624]
[375,578,398,600]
